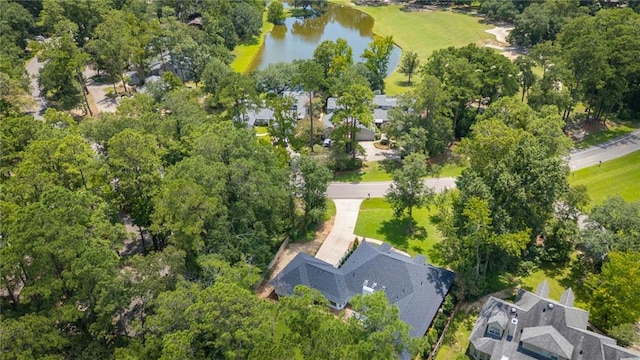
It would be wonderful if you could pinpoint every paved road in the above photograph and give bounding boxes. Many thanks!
[327,178,457,199]
[328,129,640,200]
[569,129,640,171]
[25,56,46,120]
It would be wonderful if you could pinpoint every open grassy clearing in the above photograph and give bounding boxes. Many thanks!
[332,1,493,95]
[333,160,464,182]
[354,198,444,263]
[569,150,640,205]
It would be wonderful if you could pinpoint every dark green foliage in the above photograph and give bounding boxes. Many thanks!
[607,323,639,347]
[267,0,285,25]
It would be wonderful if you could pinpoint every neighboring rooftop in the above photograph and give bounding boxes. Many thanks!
[271,241,455,339]
[468,282,640,360]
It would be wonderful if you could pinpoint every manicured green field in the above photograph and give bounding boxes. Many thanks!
[324,199,337,221]
[333,1,493,94]
[569,150,640,205]
[333,161,464,182]
[353,198,444,262]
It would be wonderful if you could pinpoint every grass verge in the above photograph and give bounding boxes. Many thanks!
[354,198,444,262]
[574,122,637,150]
[333,160,465,182]
[332,1,493,95]
[569,150,640,205]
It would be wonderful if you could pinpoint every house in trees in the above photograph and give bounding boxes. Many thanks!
[271,241,455,338]
[239,91,308,127]
[468,281,640,360]
[324,94,398,140]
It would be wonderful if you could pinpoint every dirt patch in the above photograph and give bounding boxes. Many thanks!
[255,216,335,298]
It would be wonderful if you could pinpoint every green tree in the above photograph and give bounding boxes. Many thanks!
[295,155,333,226]
[332,84,374,159]
[587,251,640,330]
[267,0,285,25]
[313,38,353,79]
[361,35,395,92]
[399,50,420,84]
[515,56,537,101]
[38,21,89,111]
[254,62,296,95]
[107,129,164,251]
[293,59,324,151]
[385,153,432,230]
[348,291,424,359]
[578,196,640,270]
[267,95,297,146]
[384,75,453,158]
[87,10,132,93]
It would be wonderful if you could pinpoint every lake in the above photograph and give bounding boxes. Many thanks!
[248,3,401,75]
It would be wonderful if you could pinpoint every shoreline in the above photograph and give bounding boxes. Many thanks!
[230,13,274,74]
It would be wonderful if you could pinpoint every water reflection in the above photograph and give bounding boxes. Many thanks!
[248,3,400,75]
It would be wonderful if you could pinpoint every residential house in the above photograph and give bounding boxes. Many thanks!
[237,92,308,128]
[468,280,640,360]
[271,241,455,339]
[325,94,399,140]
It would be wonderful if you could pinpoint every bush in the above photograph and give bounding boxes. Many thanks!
[608,323,638,347]
[331,156,362,172]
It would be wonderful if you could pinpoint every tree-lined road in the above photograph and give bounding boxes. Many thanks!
[328,129,640,200]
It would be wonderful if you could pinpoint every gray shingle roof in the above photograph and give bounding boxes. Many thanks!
[560,287,575,307]
[521,325,574,359]
[271,242,455,338]
[535,279,550,298]
[373,108,388,123]
[468,282,640,360]
[373,95,398,108]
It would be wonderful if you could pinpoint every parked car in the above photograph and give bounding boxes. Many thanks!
[323,138,332,148]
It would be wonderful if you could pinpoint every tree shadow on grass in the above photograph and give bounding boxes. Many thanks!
[379,159,401,174]
[333,169,364,183]
[378,217,427,250]
[394,80,414,88]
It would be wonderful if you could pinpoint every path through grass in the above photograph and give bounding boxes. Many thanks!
[569,150,640,205]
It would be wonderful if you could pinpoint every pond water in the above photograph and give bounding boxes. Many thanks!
[248,3,401,76]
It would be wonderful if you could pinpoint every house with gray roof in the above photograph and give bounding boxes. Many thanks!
[468,280,640,360]
[271,241,455,339]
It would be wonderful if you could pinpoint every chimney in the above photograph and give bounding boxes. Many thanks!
[362,279,376,296]
[508,318,518,338]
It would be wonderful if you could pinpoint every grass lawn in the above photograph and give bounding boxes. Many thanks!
[333,160,465,182]
[255,126,269,136]
[574,122,637,150]
[354,198,444,262]
[332,1,493,95]
[569,150,640,205]
[435,309,478,360]
[230,15,274,74]
[324,199,337,221]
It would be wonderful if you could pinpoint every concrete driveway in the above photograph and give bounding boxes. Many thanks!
[359,141,398,162]
[25,56,45,120]
[314,199,363,266]
[83,68,118,114]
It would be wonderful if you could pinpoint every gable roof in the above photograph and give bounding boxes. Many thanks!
[521,325,573,359]
[373,95,398,108]
[271,241,455,338]
[468,282,640,360]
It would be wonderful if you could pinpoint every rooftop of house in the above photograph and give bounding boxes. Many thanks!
[326,95,398,113]
[270,241,455,338]
[469,281,640,360]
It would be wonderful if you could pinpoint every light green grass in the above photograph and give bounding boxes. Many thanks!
[324,199,337,221]
[333,160,464,183]
[333,1,493,95]
[574,123,637,149]
[333,161,396,182]
[354,198,444,262]
[255,126,269,135]
[231,15,274,74]
[435,310,477,360]
[569,150,640,205]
